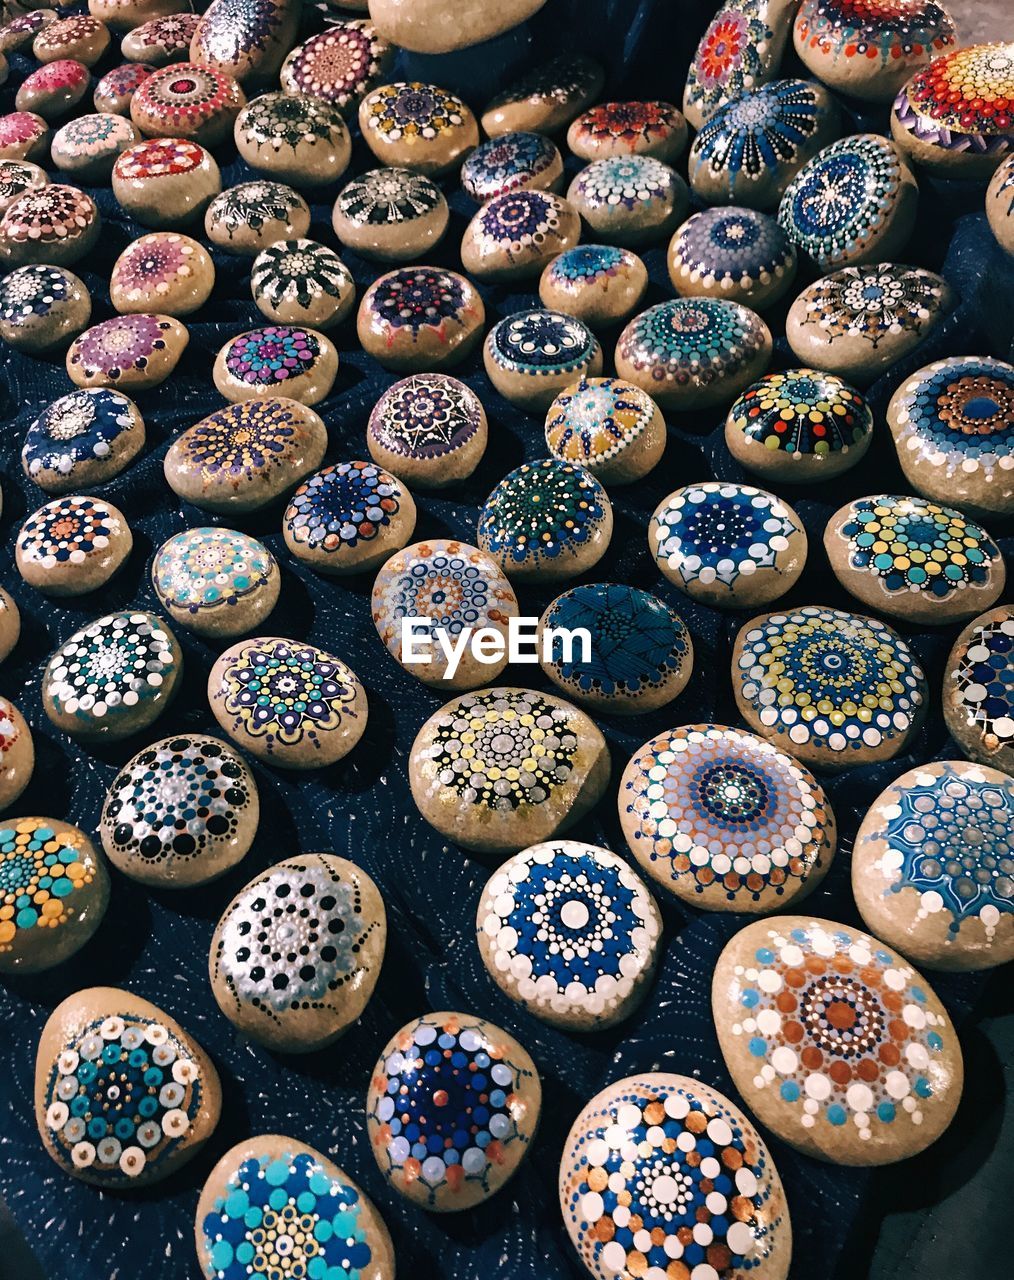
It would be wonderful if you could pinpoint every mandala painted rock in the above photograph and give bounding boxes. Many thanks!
[0,158,47,213]
[16,59,90,122]
[538,583,693,714]
[0,699,33,811]
[357,266,485,372]
[461,189,581,281]
[234,92,351,187]
[251,238,354,330]
[481,53,604,137]
[567,155,689,246]
[88,0,180,33]
[93,62,155,115]
[189,0,299,85]
[944,605,1014,773]
[204,179,310,256]
[35,17,109,68]
[112,137,222,228]
[0,263,90,353]
[712,917,963,1165]
[0,589,20,664]
[0,13,56,57]
[122,14,201,65]
[0,183,100,268]
[213,326,337,406]
[461,131,564,203]
[484,308,603,411]
[367,374,487,489]
[210,853,386,1051]
[164,397,327,512]
[67,313,188,391]
[372,539,519,690]
[667,206,797,310]
[208,637,367,769]
[477,840,662,1030]
[568,100,688,164]
[545,376,665,483]
[0,818,107,974]
[196,1136,395,1280]
[369,0,545,54]
[0,111,49,161]
[886,356,1014,520]
[51,113,140,181]
[110,232,215,317]
[16,494,132,596]
[359,81,478,176]
[651,482,807,608]
[35,988,221,1186]
[539,244,649,330]
[332,166,448,262]
[614,298,772,411]
[366,1012,541,1211]
[280,21,392,114]
[777,133,918,270]
[560,1073,792,1280]
[131,61,246,146]
[23,388,145,494]
[43,610,183,742]
[986,153,1014,254]
[100,734,258,888]
[152,527,281,638]
[732,606,927,769]
[478,458,612,583]
[409,687,610,854]
[283,461,416,576]
[683,0,797,131]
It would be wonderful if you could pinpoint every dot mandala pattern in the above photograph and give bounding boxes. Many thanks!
[366,267,473,339]
[487,310,597,376]
[17,496,119,570]
[334,167,441,225]
[949,612,1014,754]
[2,184,95,248]
[474,191,567,260]
[369,374,482,460]
[461,131,559,201]
[670,208,793,284]
[23,389,138,482]
[0,113,48,151]
[362,81,467,141]
[113,138,207,180]
[798,263,950,347]
[239,94,344,153]
[127,14,199,57]
[478,459,608,569]
[223,327,321,387]
[175,401,315,485]
[251,240,351,314]
[686,0,781,122]
[574,101,683,151]
[208,182,305,241]
[285,461,402,553]
[730,369,873,458]
[0,161,46,210]
[543,245,634,292]
[282,22,389,108]
[69,315,175,382]
[133,62,243,132]
[192,0,291,64]
[795,0,955,66]
[894,42,1014,149]
[546,377,654,466]
[0,820,95,955]
[56,114,135,156]
[113,234,203,305]
[618,299,767,384]
[570,155,678,209]
[152,527,275,616]
[45,612,178,725]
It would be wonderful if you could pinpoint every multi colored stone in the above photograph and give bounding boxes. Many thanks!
[16,495,132,597]
[151,527,280,638]
[944,605,1014,773]
[567,100,688,163]
[538,244,649,329]
[0,263,90,354]
[22,388,145,494]
[544,376,666,483]
[367,374,487,488]
[484,308,602,410]
[667,206,797,309]
[461,189,581,280]
[280,20,391,112]
[66,314,188,391]
[683,0,797,130]
[213,325,337,406]
[0,183,99,268]
[358,80,477,176]
[460,130,563,202]
[130,62,246,146]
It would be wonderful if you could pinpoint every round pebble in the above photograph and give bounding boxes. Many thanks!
[151,527,280,638]
[683,1,797,130]
[0,111,50,161]
[213,325,337,406]
[568,99,687,163]
[667,206,797,310]
[368,375,486,489]
[0,700,34,811]
[461,131,563,202]
[359,81,478,176]
[121,13,200,65]
[485,308,602,411]
[51,113,139,181]
[23,388,145,494]
[461,189,581,281]
[0,14,56,57]
[0,158,47,213]
[482,53,604,137]
[204,179,310,256]
[539,244,648,329]
[332,166,448,262]
[112,137,222,229]
[34,15,110,66]
[93,62,154,115]
[0,590,20,664]
[369,0,544,53]
[280,19,392,114]
[943,605,1014,773]
[16,60,90,122]
[357,266,485,372]
[0,183,100,268]
[0,264,90,353]
[67,313,189,391]
[567,155,689,246]
[189,0,299,85]
[234,92,351,188]
[131,62,245,146]
[16,495,132,596]
[251,238,354,330]
[545,375,665,483]
[110,232,214,316]
[987,154,1014,255]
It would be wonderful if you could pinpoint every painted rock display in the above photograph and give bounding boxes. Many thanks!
[986,153,1014,255]
[461,131,563,203]
[23,388,145,494]
[0,111,50,161]
[539,244,648,329]
[481,53,604,137]
[359,81,478,176]
[208,637,367,769]
[100,734,258,888]
[667,206,797,310]
[369,0,546,54]
[131,62,245,145]
[234,92,351,187]
[189,0,299,84]
[367,374,487,489]
[0,158,47,213]
[251,238,354,330]
[110,232,214,316]
[0,700,33,811]
[332,166,448,262]
[357,266,485,372]
[683,0,797,130]
[16,495,132,596]
[67,314,189,391]
[112,137,222,228]
[0,13,57,57]
[461,189,581,281]
[34,15,110,66]
[213,326,337,406]
[409,687,610,853]
[209,853,386,1051]
[944,605,1014,773]
[93,62,154,115]
[567,156,689,246]
[16,60,91,122]
[544,375,665,483]
[204,180,310,256]
[151,527,281,638]
[484,309,602,411]
[35,987,221,1185]
[0,264,90,353]
[0,590,20,664]
[0,184,100,267]
[279,20,392,114]
[122,14,200,65]
[366,1012,541,1210]
[712,917,963,1165]
[732,606,928,769]
[51,113,140,181]
[568,100,688,163]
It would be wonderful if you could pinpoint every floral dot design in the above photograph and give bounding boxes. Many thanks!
[478,459,608,570]
[671,208,794,285]
[369,374,482,460]
[730,368,872,458]
[23,59,88,94]
[113,234,201,304]
[0,113,48,151]
[575,100,683,151]
[128,14,199,57]
[571,155,677,211]
[949,611,1014,755]
[735,606,926,754]
[153,527,275,616]
[685,0,778,121]
[795,0,955,67]
[285,461,402,553]
[0,820,95,955]
[240,94,344,153]
[461,132,559,201]
[224,327,321,388]
[35,15,106,56]
[542,584,690,700]
[547,377,654,466]
[1,184,95,247]
[42,1014,203,1180]
[192,0,291,63]
[366,267,475,342]
[475,191,565,259]
[894,42,1014,150]
[729,923,949,1137]
[798,263,950,347]
[23,389,138,482]
[176,401,309,483]
[45,612,178,725]
[543,245,634,292]
[653,483,800,593]
[201,1150,372,1280]
[363,81,466,142]
[0,265,74,325]
[208,182,306,241]
[252,240,352,315]
[69,315,174,382]
[0,160,46,208]
[18,496,119,570]
[56,114,135,158]
[114,138,207,180]
[618,299,767,385]
[96,63,153,102]
[282,22,389,108]
[134,63,242,130]
[487,310,598,377]
[335,167,441,226]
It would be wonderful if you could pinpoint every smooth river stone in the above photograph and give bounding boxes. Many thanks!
[713,916,963,1165]
[131,61,245,145]
[100,733,258,888]
[567,156,689,246]
[89,0,184,29]
[16,494,132,596]
[545,375,664,483]
[366,1012,541,1211]
[122,13,200,64]
[152,526,280,638]
[0,158,47,213]
[460,131,564,202]
[368,374,486,488]
[209,853,386,1051]
[667,206,797,310]
[461,189,580,281]
[93,62,155,114]
[357,266,485,372]
[683,0,796,130]
[16,60,91,121]
[213,325,337,406]
[481,53,604,137]
[234,93,351,188]
[279,21,392,114]
[0,264,91,353]
[36,987,221,1185]
[0,13,58,56]
[944,605,1014,774]
[112,136,221,228]
[22,388,145,494]
[369,0,546,53]
[568,100,688,163]
[34,14,110,65]
[485,309,602,411]
[204,179,310,255]
[189,0,299,84]
[0,699,34,810]
[332,167,448,262]
[560,1073,792,1280]
[66,313,189,391]
[0,589,20,663]
[111,232,214,316]
[0,111,50,161]
[539,244,648,330]
[51,112,140,181]
[987,154,1014,255]
[359,81,478,176]
[252,238,354,330]
[0,184,100,268]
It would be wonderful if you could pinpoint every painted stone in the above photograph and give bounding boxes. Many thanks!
[886,356,1014,520]
[35,988,221,1185]
[0,590,20,664]
[943,605,1014,773]
[213,326,338,406]
[987,154,1014,255]
[16,60,90,121]
[712,917,963,1165]
[100,734,258,888]
[539,244,648,330]
[485,308,602,411]
[283,461,416,576]
[561,1073,791,1280]
[683,0,797,130]
[825,494,1005,626]
[891,42,1014,179]
[545,375,665,483]
[43,611,183,742]
[567,156,689,246]
[234,92,351,188]
[131,62,246,146]
[359,81,478,177]
[461,189,581,281]
[461,131,564,202]
[0,111,50,161]
[368,374,486,489]
[90,0,185,30]
[778,134,918,270]
[0,264,90,353]
[16,495,132,596]
[251,238,354,330]
[477,840,662,1029]
[0,701,33,811]
[615,298,772,411]
[689,78,841,210]
[122,13,200,65]
[152,527,280,638]
[668,206,797,310]
[853,760,1014,973]
[332,166,448,262]
[205,180,310,256]
[209,853,386,1051]
[568,100,688,164]
[164,397,327,512]
[0,184,100,268]
[51,112,140,181]
[357,266,485,372]
[786,263,954,386]
[369,0,545,53]
[33,14,110,66]
[651,482,807,608]
[410,687,610,854]
[110,232,215,316]
[280,21,392,114]
[620,724,835,913]
[93,62,155,114]
[372,539,519,689]
[196,1136,395,1280]
[23,388,145,494]
[208,637,367,769]
[67,313,189,391]
[0,158,47,213]
[732,606,928,769]
[479,458,612,582]
[0,13,57,57]
[112,137,221,228]
[189,0,299,85]
[481,53,604,137]
[538,583,692,714]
